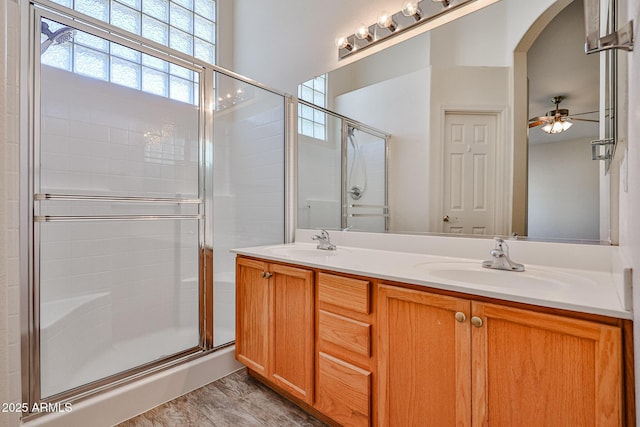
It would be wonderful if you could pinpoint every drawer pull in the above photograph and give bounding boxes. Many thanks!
[454,312,467,323]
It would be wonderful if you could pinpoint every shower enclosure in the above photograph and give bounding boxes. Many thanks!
[297,101,390,232]
[24,4,289,409]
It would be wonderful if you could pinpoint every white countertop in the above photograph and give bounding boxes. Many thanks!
[231,242,631,320]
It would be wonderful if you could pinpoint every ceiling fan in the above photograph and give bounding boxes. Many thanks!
[528,96,599,134]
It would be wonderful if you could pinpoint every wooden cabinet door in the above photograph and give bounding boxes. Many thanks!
[235,257,269,376]
[270,263,315,404]
[378,284,472,427]
[471,302,622,427]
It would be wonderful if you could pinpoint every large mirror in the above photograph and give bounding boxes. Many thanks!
[298,0,613,242]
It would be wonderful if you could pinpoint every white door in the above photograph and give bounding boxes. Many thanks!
[442,112,497,235]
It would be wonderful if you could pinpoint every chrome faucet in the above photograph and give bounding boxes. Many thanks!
[312,229,336,251]
[482,237,525,272]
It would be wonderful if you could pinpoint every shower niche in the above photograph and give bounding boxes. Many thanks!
[298,103,390,233]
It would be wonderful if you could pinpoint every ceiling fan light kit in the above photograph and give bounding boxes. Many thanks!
[528,95,597,135]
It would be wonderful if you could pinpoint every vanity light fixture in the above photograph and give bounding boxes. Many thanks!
[377,11,398,32]
[336,0,474,59]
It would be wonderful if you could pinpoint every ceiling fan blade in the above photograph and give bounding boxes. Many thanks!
[528,120,546,128]
[569,117,599,123]
[528,116,551,123]
[568,110,599,117]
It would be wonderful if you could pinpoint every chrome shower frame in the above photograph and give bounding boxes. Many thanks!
[341,120,391,232]
[22,1,296,418]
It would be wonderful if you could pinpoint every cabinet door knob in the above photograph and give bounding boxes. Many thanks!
[471,316,483,328]
[262,272,272,279]
[454,312,467,323]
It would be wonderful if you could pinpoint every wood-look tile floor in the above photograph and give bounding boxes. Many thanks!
[115,369,328,427]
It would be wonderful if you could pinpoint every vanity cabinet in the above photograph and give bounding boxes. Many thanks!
[377,284,623,427]
[236,255,629,426]
[235,257,314,404]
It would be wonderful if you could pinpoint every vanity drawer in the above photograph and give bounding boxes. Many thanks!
[316,352,371,427]
[319,310,371,357]
[318,273,370,314]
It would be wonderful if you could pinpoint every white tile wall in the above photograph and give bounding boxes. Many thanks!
[1,0,22,426]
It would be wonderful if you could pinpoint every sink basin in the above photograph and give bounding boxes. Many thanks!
[264,245,349,259]
[413,262,597,290]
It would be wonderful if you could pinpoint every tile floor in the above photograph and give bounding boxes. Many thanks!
[116,369,327,427]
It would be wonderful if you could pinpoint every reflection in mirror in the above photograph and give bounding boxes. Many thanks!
[297,102,390,233]
[297,0,610,243]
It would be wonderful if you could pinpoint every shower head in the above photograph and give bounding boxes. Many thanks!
[41,22,76,54]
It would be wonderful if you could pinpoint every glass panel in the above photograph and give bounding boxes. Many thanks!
[37,18,203,400]
[297,110,342,229]
[142,66,169,96]
[300,104,313,120]
[194,0,214,20]
[169,27,193,55]
[172,0,193,11]
[50,0,73,8]
[170,62,192,79]
[170,3,194,33]
[112,2,142,35]
[211,74,285,347]
[39,218,200,398]
[142,52,169,72]
[40,35,199,198]
[116,0,141,10]
[142,0,169,21]
[141,15,169,45]
[194,15,214,43]
[75,0,109,22]
[75,31,109,52]
[74,46,109,81]
[345,127,387,232]
[111,43,141,62]
[111,57,141,89]
[194,38,214,64]
[170,75,193,103]
[41,43,72,71]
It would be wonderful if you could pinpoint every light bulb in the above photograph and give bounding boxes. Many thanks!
[355,24,372,41]
[335,36,353,51]
[401,1,423,20]
[377,11,397,31]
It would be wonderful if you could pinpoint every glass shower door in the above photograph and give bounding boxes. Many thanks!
[210,72,287,347]
[35,13,204,399]
[343,123,390,232]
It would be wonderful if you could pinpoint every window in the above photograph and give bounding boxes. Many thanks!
[41,0,216,104]
[298,74,327,140]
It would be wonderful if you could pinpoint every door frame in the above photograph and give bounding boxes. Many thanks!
[430,107,510,235]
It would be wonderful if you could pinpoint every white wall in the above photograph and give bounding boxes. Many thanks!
[621,0,640,418]
[528,138,600,240]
